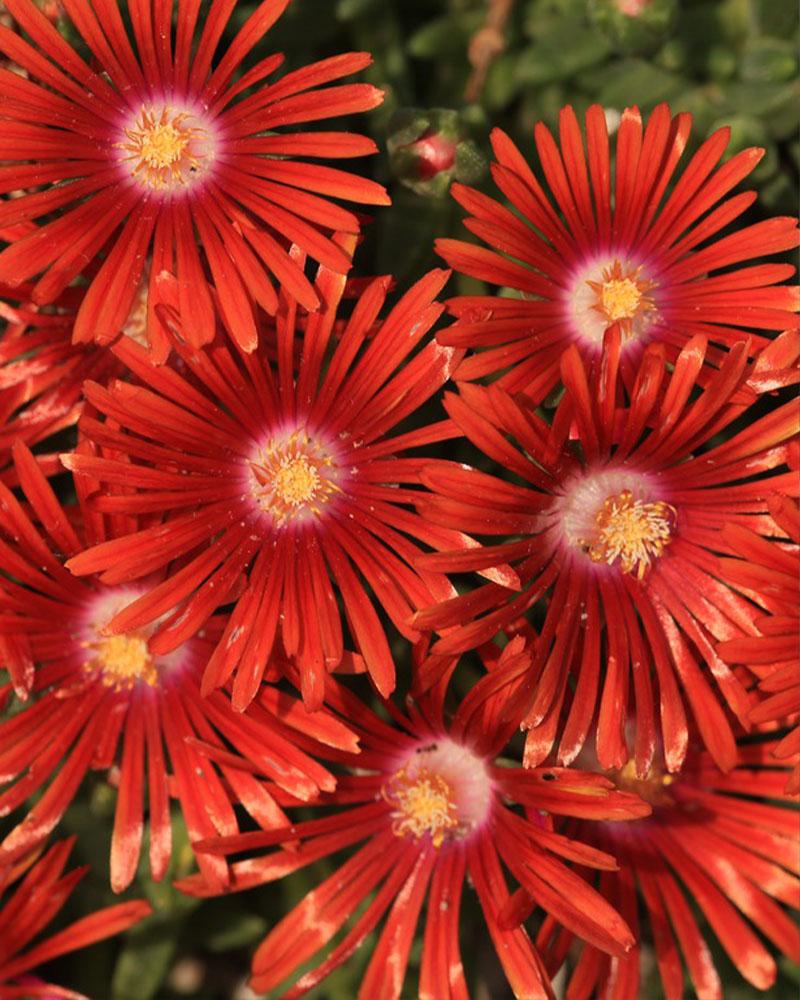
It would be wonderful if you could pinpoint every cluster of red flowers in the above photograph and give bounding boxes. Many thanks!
[0,2,798,998]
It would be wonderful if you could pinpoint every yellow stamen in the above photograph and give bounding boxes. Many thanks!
[600,277,642,322]
[250,432,339,525]
[83,633,158,691]
[117,107,209,191]
[581,489,675,579]
[613,758,674,807]
[383,765,460,848]
[587,260,656,336]
[273,456,321,508]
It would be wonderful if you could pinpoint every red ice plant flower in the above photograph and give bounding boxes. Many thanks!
[0,243,153,478]
[63,258,487,710]
[414,331,799,776]
[0,280,116,480]
[537,741,800,999]
[0,441,356,893]
[718,494,800,792]
[0,0,388,355]
[436,102,799,399]
[180,642,650,1000]
[0,837,150,997]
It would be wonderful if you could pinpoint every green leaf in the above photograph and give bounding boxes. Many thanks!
[719,80,800,139]
[516,24,613,86]
[655,37,690,73]
[111,921,180,1000]
[484,53,522,109]
[710,114,768,153]
[758,171,795,213]
[703,44,739,82]
[407,14,481,59]
[335,0,380,19]
[755,0,800,39]
[750,142,779,184]
[588,0,678,56]
[455,140,487,185]
[739,38,798,84]
[582,58,684,109]
[205,912,269,952]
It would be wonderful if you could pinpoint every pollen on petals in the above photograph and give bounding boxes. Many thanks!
[116,106,214,192]
[383,739,494,848]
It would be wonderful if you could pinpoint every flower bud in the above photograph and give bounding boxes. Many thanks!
[387,108,485,197]
[588,0,677,55]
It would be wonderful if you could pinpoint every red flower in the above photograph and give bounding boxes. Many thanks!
[0,278,122,481]
[0,441,355,893]
[64,264,471,710]
[179,642,650,1000]
[414,332,799,775]
[0,837,150,997]
[718,494,800,792]
[436,103,799,399]
[538,742,800,999]
[0,0,388,354]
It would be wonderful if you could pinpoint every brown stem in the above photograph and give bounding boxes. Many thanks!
[464,0,515,103]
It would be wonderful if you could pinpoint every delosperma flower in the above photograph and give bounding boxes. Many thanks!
[539,741,800,999]
[0,3,796,992]
[0,838,150,995]
[0,0,388,354]
[718,494,800,793]
[0,273,134,479]
[178,645,650,1000]
[436,103,799,400]
[0,441,356,892]
[415,331,799,775]
[62,263,487,711]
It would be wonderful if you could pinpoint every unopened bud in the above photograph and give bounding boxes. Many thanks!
[407,130,457,181]
[588,0,677,54]
[387,108,485,197]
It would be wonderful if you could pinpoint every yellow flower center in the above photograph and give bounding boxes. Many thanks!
[587,260,656,335]
[250,432,339,525]
[581,489,675,579]
[117,107,210,191]
[383,766,460,848]
[612,758,674,807]
[83,633,158,691]
[599,277,642,322]
[273,456,322,508]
